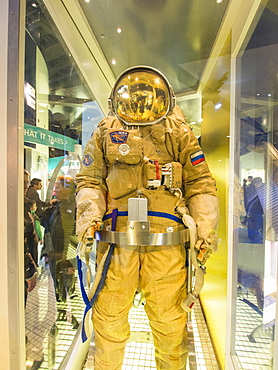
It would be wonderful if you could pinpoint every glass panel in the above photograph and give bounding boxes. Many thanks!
[233,4,278,369]
[77,0,229,95]
[24,1,104,369]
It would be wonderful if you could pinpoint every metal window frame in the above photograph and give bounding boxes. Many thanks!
[3,0,27,369]
[2,0,277,369]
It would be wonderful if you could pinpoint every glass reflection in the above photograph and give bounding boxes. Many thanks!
[25,164,82,370]
[41,175,76,302]
[24,1,102,369]
[234,5,278,368]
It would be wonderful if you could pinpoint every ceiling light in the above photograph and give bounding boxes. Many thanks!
[268,93,272,97]
[256,93,260,96]
[216,0,223,3]
[214,102,222,110]
[112,59,116,65]
[84,0,90,3]
[117,28,122,33]
[31,3,37,7]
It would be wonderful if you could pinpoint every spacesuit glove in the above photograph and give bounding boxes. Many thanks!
[194,238,214,265]
[83,222,104,246]
[76,221,104,259]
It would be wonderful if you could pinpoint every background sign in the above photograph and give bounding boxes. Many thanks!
[24,123,78,152]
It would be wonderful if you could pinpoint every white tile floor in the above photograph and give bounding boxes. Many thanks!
[25,242,86,370]
[84,293,219,370]
[26,243,275,370]
[25,257,220,370]
[235,292,274,369]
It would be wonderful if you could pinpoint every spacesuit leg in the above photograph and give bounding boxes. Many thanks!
[140,244,188,370]
[92,246,139,370]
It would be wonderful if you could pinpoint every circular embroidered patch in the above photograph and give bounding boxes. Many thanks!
[118,143,130,156]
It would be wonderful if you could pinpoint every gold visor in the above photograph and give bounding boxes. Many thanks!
[111,68,171,125]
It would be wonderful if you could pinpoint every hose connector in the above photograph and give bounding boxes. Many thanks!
[181,292,198,312]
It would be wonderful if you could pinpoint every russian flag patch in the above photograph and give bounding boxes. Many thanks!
[190,150,205,166]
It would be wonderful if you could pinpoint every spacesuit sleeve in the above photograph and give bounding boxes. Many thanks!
[76,125,108,193]
[75,125,108,239]
[179,123,219,249]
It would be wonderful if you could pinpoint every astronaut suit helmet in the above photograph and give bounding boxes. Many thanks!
[108,65,176,126]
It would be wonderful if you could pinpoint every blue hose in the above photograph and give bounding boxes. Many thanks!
[78,209,118,342]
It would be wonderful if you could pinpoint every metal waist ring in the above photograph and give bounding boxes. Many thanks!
[95,228,189,246]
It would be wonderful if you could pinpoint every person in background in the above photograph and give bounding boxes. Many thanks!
[247,175,254,186]
[246,177,265,242]
[24,172,57,370]
[24,169,37,301]
[41,175,76,301]
[26,178,57,219]
[29,199,43,265]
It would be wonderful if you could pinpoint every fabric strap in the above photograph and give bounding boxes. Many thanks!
[103,210,183,224]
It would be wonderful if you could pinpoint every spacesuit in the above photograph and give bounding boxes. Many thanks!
[75,66,219,370]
